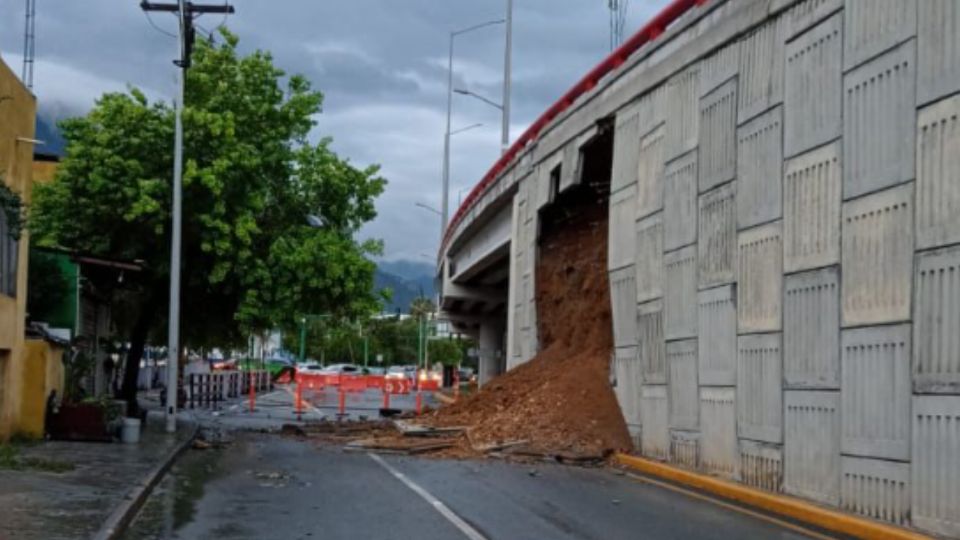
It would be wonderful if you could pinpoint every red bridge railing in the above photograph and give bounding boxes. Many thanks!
[440,0,708,255]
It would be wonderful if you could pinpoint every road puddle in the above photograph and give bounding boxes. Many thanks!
[118,446,226,539]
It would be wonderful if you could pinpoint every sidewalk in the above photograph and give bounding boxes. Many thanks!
[0,411,195,540]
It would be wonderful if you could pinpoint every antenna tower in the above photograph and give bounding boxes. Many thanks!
[608,0,629,51]
[22,0,36,89]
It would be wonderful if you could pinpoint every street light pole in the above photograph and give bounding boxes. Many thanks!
[442,34,454,233]
[502,0,513,154]
[442,19,505,235]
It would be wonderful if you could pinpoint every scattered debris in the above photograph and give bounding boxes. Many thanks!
[422,200,632,460]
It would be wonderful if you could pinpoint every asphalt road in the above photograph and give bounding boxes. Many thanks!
[120,433,829,540]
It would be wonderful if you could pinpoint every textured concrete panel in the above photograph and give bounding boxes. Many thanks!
[637,84,668,137]
[663,150,698,251]
[738,17,786,124]
[699,42,738,96]
[739,440,783,493]
[916,94,960,250]
[610,266,638,348]
[841,457,910,526]
[737,106,783,229]
[670,429,700,469]
[698,285,736,386]
[783,141,842,272]
[700,387,737,477]
[738,333,782,444]
[635,212,663,303]
[636,123,666,219]
[698,182,736,288]
[783,0,843,39]
[664,245,697,340]
[613,346,642,437]
[665,65,700,160]
[612,104,640,193]
[698,79,738,192]
[639,299,666,384]
[640,385,669,460]
[841,325,911,461]
[608,185,637,271]
[737,223,783,333]
[667,339,698,431]
[914,245,960,394]
[556,139,575,194]
[843,41,917,200]
[784,267,840,389]
[841,184,914,327]
[912,396,960,537]
[784,390,840,505]
[844,0,917,71]
[918,0,960,105]
[785,13,843,157]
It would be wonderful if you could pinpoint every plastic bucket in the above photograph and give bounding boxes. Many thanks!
[121,417,141,444]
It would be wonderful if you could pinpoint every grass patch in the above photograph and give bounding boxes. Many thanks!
[0,444,75,473]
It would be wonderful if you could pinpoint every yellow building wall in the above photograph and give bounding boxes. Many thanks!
[0,54,37,442]
[32,158,58,185]
[17,340,65,439]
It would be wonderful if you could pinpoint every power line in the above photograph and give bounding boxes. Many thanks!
[143,9,177,38]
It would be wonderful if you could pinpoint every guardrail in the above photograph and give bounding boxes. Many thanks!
[439,0,708,256]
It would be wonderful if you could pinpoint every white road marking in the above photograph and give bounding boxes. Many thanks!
[368,453,487,540]
[280,386,326,419]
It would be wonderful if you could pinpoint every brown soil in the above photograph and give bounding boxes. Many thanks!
[425,194,632,458]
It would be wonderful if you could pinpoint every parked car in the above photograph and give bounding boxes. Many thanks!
[363,366,385,375]
[295,362,325,374]
[319,363,361,375]
[386,365,416,379]
[457,367,476,383]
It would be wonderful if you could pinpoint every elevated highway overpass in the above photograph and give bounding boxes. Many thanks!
[438,1,960,536]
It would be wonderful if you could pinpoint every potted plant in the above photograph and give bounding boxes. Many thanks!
[47,337,118,442]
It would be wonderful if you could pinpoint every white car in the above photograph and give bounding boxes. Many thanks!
[386,365,416,379]
[319,363,361,375]
[296,362,324,374]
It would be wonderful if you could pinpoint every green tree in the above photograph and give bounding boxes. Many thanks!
[409,296,435,320]
[427,338,463,366]
[31,30,386,409]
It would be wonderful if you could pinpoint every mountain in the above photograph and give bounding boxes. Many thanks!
[374,260,437,313]
[35,115,67,157]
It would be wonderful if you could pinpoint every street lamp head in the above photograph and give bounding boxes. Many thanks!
[454,88,469,95]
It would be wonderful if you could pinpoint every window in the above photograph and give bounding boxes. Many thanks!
[0,211,18,297]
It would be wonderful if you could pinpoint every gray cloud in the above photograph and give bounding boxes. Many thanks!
[1,0,669,261]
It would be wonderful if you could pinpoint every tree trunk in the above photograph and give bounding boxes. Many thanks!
[119,287,162,415]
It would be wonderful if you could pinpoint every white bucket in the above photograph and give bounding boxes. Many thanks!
[121,417,141,444]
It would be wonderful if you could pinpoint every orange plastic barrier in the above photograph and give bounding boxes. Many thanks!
[339,375,368,393]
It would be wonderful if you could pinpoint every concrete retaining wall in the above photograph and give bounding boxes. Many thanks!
[595,0,959,535]
[477,1,960,533]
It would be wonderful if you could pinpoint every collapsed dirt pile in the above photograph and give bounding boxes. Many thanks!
[427,196,632,459]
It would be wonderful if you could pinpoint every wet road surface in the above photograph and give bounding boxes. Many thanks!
[121,433,829,540]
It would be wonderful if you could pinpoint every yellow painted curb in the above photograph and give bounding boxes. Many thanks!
[614,454,931,540]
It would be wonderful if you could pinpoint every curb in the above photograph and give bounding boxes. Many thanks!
[92,417,200,540]
[613,454,931,540]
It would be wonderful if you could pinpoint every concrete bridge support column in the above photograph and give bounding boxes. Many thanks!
[478,319,504,387]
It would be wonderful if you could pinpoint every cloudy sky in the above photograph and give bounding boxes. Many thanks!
[0,0,668,262]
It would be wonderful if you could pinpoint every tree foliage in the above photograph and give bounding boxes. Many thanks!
[30,29,386,403]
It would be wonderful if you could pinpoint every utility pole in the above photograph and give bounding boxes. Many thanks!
[140,0,234,434]
[502,0,513,154]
